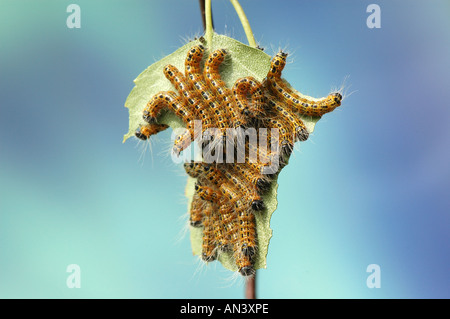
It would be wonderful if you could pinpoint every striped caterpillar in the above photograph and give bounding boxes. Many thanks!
[136,44,342,276]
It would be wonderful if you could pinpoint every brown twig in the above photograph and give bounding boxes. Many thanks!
[198,0,214,31]
[245,271,256,299]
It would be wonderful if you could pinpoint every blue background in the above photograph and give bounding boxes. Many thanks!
[1,0,449,298]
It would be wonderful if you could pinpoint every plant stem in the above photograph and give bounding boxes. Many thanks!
[198,0,214,32]
[199,0,206,31]
[230,0,257,48]
[245,271,256,299]
[204,0,214,47]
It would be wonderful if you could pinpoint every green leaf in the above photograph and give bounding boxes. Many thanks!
[124,33,320,273]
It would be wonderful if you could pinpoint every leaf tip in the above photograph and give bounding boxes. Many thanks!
[122,133,132,143]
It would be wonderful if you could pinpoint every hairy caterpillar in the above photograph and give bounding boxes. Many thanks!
[136,42,343,276]
[134,123,169,140]
[267,52,342,117]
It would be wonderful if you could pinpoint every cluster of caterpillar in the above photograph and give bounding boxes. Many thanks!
[134,43,342,276]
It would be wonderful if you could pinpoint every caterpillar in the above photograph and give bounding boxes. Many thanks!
[219,166,264,211]
[185,44,205,77]
[141,91,198,155]
[137,43,344,277]
[193,166,260,258]
[193,179,258,273]
[233,76,266,119]
[204,49,227,81]
[201,201,217,262]
[233,245,255,277]
[185,45,226,131]
[203,49,234,135]
[135,123,169,140]
[163,65,192,101]
[142,91,181,123]
[216,184,240,251]
[194,183,221,203]
[163,64,204,119]
[230,163,272,195]
[189,192,205,227]
[265,117,296,157]
[203,49,246,130]
[212,202,231,251]
[235,203,257,259]
[266,52,342,117]
[266,97,309,142]
[245,137,282,172]
[204,48,229,101]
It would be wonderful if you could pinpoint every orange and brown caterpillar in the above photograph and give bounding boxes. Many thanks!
[189,192,206,227]
[142,91,198,155]
[185,45,229,131]
[185,161,264,211]
[266,97,309,142]
[267,52,342,117]
[217,184,257,277]
[135,123,169,140]
[233,76,266,120]
[137,42,343,277]
[230,163,272,195]
[204,48,229,104]
[201,201,218,262]
[191,169,258,274]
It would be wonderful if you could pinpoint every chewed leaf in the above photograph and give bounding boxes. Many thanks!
[124,33,321,273]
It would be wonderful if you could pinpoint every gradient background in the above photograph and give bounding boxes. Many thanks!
[1,0,449,298]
